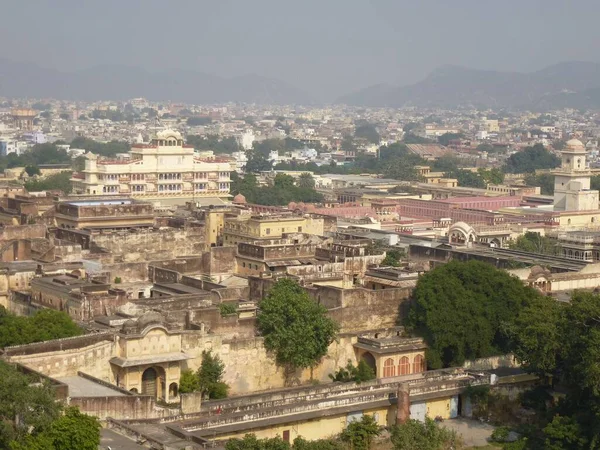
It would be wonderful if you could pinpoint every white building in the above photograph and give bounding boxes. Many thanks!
[553,138,599,211]
[71,129,232,201]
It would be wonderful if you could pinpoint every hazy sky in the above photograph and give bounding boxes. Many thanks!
[3,0,600,100]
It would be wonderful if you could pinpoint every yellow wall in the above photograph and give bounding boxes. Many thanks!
[559,212,600,227]
[426,397,453,420]
[214,408,391,442]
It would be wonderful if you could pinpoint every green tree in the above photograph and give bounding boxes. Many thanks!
[381,249,405,267]
[340,415,380,450]
[274,173,295,190]
[257,279,339,379]
[0,361,61,448]
[297,173,315,189]
[508,232,560,255]
[45,407,101,450]
[178,369,200,394]
[524,172,555,195]
[390,418,461,450]
[407,260,541,368]
[70,137,130,157]
[187,116,212,126]
[505,144,560,174]
[354,123,380,144]
[0,307,82,348]
[543,415,588,450]
[245,150,273,173]
[58,113,70,121]
[197,350,229,399]
[329,360,375,383]
[437,132,463,147]
[24,171,73,193]
[24,165,41,177]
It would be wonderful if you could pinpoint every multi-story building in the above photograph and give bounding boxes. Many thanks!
[71,129,232,201]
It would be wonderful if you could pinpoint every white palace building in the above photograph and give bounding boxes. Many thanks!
[71,130,232,202]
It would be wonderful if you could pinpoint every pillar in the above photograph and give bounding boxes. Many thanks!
[396,384,410,424]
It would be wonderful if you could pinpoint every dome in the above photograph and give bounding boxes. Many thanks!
[304,204,316,212]
[155,129,183,140]
[297,202,306,210]
[288,202,298,210]
[233,193,247,204]
[565,138,585,151]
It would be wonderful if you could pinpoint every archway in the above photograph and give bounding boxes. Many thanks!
[142,367,158,397]
[398,356,410,375]
[361,352,377,376]
[129,388,138,394]
[413,355,425,373]
[383,358,395,377]
[169,382,178,399]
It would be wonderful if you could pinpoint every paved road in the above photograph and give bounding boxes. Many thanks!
[441,418,495,447]
[99,429,146,450]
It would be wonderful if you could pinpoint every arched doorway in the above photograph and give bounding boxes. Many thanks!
[361,352,377,377]
[142,367,158,396]
[169,382,178,399]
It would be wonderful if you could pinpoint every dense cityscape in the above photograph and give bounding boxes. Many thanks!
[3,2,600,450]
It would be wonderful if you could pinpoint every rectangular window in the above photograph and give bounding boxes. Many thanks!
[298,226,302,232]
[265,228,270,235]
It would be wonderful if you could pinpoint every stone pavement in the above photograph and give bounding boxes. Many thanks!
[441,418,495,447]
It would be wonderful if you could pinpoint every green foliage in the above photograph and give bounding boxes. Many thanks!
[219,302,238,317]
[381,249,405,267]
[245,150,273,173]
[297,173,315,189]
[24,171,73,193]
[505,144,560,174]
[340,415,381,450]
[0,361,61,448]
[354,123,380,144]
[114,276,122,284]
[231,172,323,206]
[70,137,130,157]
[225,434,343,450]
[430,155,503,187]
[186,134,240,154]
[403,133,434,144]
[329,359,375,383]
[389,418,460,450]
[198,350,229,399]
[0,307,82,349]
[491,426,511,442]
[407,260,541,368]
[44,407,101,450]
[543,415,588,450]
[437,132,463,146]
[508,232,560,255]
[24,165,40,176]
[524,173,555,195]
[178,369,201,394]
[257,279,339,375]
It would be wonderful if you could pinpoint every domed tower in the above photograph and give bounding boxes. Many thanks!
[553,139,599,211]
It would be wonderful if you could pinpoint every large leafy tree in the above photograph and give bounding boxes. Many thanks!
[340,415,381,450]
[390,418,460,450]
[297,173,315,190]
[0,307,82,348]
[257,279,339,378]
[407,260,541,368]
[505,143,560,174]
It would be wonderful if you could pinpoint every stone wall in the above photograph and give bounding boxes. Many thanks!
[89,227,206,262]
[201,246,236,275]
[70,395,172,421]
[0,224,46,241]
[181,334,358,395]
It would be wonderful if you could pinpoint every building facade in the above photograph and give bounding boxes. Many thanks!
[71,130,232,200]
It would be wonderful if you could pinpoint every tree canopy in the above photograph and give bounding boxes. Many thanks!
[230,172,323,206]
[186,134,240,154]
[0,307,82,349]
[354,123,380,144]
[389,418,460,450]
[24,171,73,193]
[505,144,560,174]
[257,279,339,376]
[524,173,555,195]
[0,362,100,450]
[508,232,560,255]
[70,137,130,157]
[407,260,542,368]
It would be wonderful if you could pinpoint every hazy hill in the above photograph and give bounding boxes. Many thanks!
[0,58,312,105]
[337,62,600,109]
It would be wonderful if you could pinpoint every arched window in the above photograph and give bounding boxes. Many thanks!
[383,358,395,377]
[413,354,425,373]
[398,356,410,375]
[169,382,178,398]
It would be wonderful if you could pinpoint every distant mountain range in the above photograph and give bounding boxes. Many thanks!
[0,58,312,105]
[336,62,600,110]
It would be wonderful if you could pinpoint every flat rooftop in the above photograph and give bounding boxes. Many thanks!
[57,376,126,397]
[64,199,134,206]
